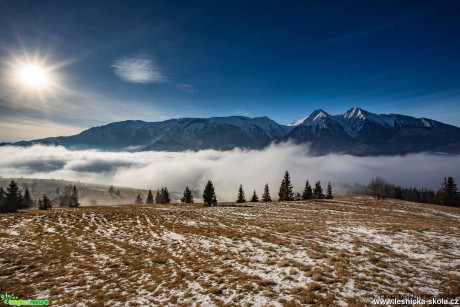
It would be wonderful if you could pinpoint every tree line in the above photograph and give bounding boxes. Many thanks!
[0,180,80,213]
[0,172,333,212]
[368,176,459,207]
[5,173,457,211]
[133,171,333,206]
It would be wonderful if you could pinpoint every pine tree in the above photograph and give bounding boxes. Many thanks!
[160,187,165,203]
[202,180,217,206]
[135,194,143,205]
[23,188,34,208]
[261,184,271,202]
[1,180,23,213]
[181,186,194,203]
[393,186,403,199]
[155,188,162,204]
[39,194,53,210]
[236,185,246,203]
[278,171,294,201]
[0,187,4,207]
[251,190,258,202]
[146,190,154,204]
[437,177,459,206]
[70,186,80,207]
[326,182,333,199]
[302,180,313,200]
[162,187,171,204]
[115,190,123,198]
[108,185,115,195]
[313,181,324,199]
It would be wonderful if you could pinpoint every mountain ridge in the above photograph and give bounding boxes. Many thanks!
[4,107,460,156]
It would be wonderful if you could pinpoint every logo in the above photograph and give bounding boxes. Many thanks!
[1,293,49,306]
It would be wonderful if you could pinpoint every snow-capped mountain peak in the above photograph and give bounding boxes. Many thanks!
[290,109,332,126]
[336,107,395,136]
[344,107,366,119]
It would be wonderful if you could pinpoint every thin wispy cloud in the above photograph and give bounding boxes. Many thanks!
[235,108,251,116]
[111,55,167,84]
[175,83,195,94]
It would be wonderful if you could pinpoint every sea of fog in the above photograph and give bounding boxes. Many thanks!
[0,143,459,201]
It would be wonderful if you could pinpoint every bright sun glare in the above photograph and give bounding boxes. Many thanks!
[18,64,50,89]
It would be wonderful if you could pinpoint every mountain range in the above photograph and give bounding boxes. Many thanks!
[6,107,460,156]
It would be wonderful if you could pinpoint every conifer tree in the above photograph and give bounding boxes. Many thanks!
[146,190,154,204]
[181,186,194,203]
[278,171,294,201]
[38,194,53,210]
[23,188,34,208]
[70,185,80,207]
[1,180,23,213]
[261,184,271,202]
[393,186,403,199]
[155,188,162,204]
[251,190,258,202]
[108,185,115,195]
[326,182,333,199]
[313,181,324,199]
[162,187,171,204]
[160,187,165,203]
[302,180,313,200]
[0,187,4,207]
[115,190,123,198]
[202,180,217,206]
[135,194,143,204]
[437,177,459,206]
[236,185,246,203]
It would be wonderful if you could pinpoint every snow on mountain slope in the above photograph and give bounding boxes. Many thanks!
[334,107,396,137]
[290,107,441,139]
[341,107,395,127]
[290,109,332,127]
[182,116,289,139]
[7,107,460,155]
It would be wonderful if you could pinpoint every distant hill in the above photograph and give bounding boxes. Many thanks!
[5,107,460,156]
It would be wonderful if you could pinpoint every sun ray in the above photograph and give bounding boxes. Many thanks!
[8,54,61,98]
[17,64,50,89]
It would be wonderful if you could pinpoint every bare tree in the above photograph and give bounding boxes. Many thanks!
[369,177,387,199]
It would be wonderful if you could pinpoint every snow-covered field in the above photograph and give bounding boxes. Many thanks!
[0,197,459,306]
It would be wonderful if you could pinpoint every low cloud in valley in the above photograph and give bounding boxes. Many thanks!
[0,143,459,201]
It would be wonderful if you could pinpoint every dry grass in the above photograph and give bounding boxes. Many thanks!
[0,196,459,306]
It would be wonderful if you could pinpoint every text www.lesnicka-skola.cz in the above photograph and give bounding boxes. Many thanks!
[370,295,459,305]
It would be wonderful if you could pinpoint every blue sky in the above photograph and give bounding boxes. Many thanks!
[0,0,459,141]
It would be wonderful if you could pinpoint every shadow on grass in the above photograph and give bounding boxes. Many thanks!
[213,204,254,208]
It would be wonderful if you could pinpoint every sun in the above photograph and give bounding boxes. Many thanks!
[17,64,51,89]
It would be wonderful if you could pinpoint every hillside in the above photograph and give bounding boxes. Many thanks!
[0,196,459,305]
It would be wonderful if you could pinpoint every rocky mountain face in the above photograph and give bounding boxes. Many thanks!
[285,107,460,155]
[8,107,460,156]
